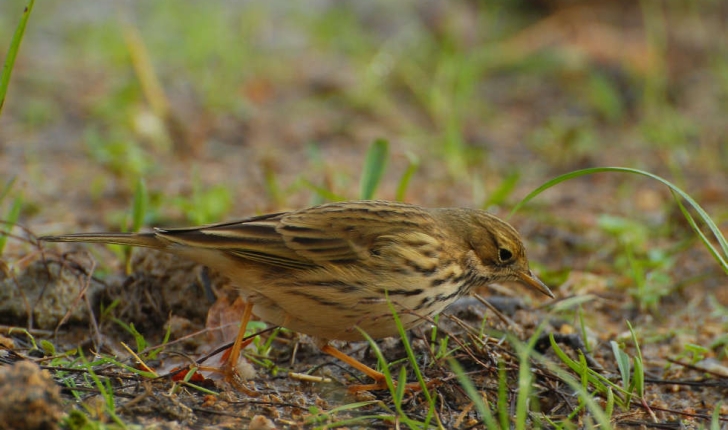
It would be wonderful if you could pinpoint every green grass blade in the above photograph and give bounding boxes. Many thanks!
[672,191,728,273]
[395,152,419,202]
[301,179,347,202]
[481,171,520,209]
[388,299,430,396]
[0,177,17,206]
[627,322,645,398]
[514,332,541,430]
[394,367,407,405]
[510,167,728,273]
[605,387,615,419]
[356,328,396,395]
[531,340,613,428]
[550,334,627,400]
[710,402,722,430]
[386,297,441,429]
[359,138,389,200]
[610,341,631,392]
[131,177,148,232]
[0,0,35,116]
[448,358,499,429]
[497,361,509,429]
[113,319,147,353]
[0,196,22,255]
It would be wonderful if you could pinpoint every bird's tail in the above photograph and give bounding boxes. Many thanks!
[39,232,165,250]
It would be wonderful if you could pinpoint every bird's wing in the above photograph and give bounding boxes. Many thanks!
[155,201,439,268]
[154,212,317,269]
[276,201,438,264]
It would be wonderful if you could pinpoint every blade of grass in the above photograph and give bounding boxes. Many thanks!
[605,387,615,420]
[0,0,35,115]
[672,191,728,273]
[386,296,441,428]
[355,330,396,398]
[627,321,645,399]
[0,177,17,206]
[448,358,499,429]
[510,167,728,274]
[304,401,383,426]
[497,361,509,429]
[709,402,722,430]
[0,195,22,255]
[514,330,541,430]
[359,138,389,200]
[356,326,433,429]
[131,178,148,232]
[301,179,347,202]
[529,336,613,428]
[395,152,419,202]
[79,350,126,427]
[122,24,170,121]
[481,171,520,209]
[550,334,629,403]
[610,341,631,392]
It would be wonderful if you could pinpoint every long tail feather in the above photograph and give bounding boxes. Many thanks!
[39,232,164,249]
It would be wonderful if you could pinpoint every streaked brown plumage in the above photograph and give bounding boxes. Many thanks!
[41,200,553,389]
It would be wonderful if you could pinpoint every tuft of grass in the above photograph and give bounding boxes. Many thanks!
[608,322,645,411]
[77,350,127,428]
[304,400,388,428]
[243,324,283,377]
[583,73,625,123]
[598,214,680,310]
[526,115,598,166]
[449,325,620,428]
[550,321,650,420]
[538,336,614,428]
[357,327,438,429]
[84,127,153,182]
[172,169,232,225]
[351,296,445,429]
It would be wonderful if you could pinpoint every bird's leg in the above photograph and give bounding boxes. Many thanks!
[319,342,441,393]
[223,300,254,380]
[319,343,391,392]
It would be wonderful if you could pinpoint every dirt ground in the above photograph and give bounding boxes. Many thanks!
[0,1,727,429]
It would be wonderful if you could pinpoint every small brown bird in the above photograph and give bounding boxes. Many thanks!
[41,200,553,390]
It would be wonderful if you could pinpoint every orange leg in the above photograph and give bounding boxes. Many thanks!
[319,343,390,392]
[319,343,435,393]
[321,344,432,393]
[223,300,254,380]
[320,343,386,381]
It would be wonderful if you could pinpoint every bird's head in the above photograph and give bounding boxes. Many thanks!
[438,208,554,298]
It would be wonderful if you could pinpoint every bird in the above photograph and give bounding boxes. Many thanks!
[40,200,553,391]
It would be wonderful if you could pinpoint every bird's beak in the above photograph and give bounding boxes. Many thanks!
[517,270,555,298]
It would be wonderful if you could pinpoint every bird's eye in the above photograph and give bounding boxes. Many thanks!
[498,248,513,262]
